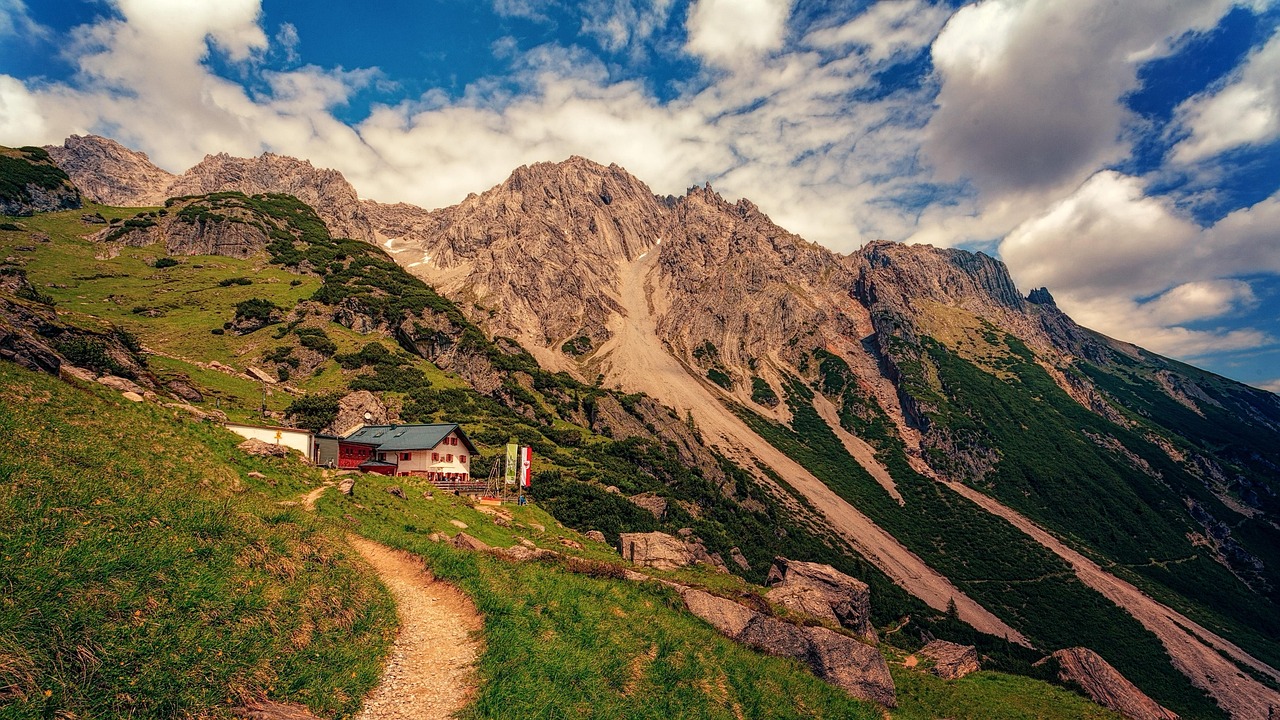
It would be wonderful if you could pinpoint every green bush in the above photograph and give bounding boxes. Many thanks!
[153,257,179,269]
[707,367,733,389]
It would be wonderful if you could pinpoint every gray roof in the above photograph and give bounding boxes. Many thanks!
[344,424,478,454]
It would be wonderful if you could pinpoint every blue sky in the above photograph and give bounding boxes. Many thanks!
[1,0,1278,390]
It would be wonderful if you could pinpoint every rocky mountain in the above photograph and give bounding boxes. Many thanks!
[0,145,80,216]
[31,136,1280,719]
[46,135,375,243]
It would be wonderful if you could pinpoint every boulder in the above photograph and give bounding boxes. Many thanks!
[767,557,876,641]
[450,519,468,530]
[246,471,266,479]
[627,492,668,520]
[338,478,356,496]
[237,438,288,458]
[585,530,607,543]
[322,390,390,436]
[165,377,203,403]
[558,537,584,550]
[97,374,147,394]
[451,533,490,552]
[919,640,980,680]
[121,391,144,402]
[682,589,760,639]
[805,627,896,707]
[767,585,840,624]
[385,485,406,499]
[619,531,694,570]
[682,589,896,707]
[1048,648,1179,720]
[246,366,277,384]
[729,547,751,571]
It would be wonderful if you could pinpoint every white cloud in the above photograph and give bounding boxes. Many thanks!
[580,0,674,54]
[1000,171,1280,357]
[275,22,300,65]
[1255,378,1280,394]
[806,0,949,63]
[925,0,1233,198]
[1172,28,1280,163]
[1001,171,1200,298]
[686,0,792,67]
[0,0,47,40]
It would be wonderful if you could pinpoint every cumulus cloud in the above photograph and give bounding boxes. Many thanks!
[806,0,948,62]
[925,0,1232,198]
[1172,28,1280,163]
[1000,171,1280,355]
[686,0,793,67]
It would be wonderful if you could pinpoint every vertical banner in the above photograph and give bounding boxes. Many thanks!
[520,446,533,488]
[505,443,519,485]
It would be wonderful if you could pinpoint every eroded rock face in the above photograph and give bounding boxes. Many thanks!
[680,589,896,707]
[1049,647,1179,720]
[619,531,694,571]
[322,390,390,436]
[767,557,876,641]
[0,146,81,216]
[919,640,980,680]
[168,152,376,243]
[46,135,174,207]
[627,492,668,520]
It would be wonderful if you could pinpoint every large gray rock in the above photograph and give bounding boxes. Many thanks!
[806,627,896,707]
[767,557,876,641]
[680,588,896,707]
[1048,648,1179,720]
[682,589,760,638]
[627,492,668,520]
[619,531,694,570]
[767,584,840,624]
[919,640,980,680]
[324,390,390,436]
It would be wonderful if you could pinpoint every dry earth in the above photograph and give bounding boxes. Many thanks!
[348,536,483,720]
[597,251,1028,645]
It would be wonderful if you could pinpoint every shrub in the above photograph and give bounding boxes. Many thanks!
[218,276,252,287]
[153,257,179,269]
[707,367,733,390]
[285,393,342,433]
[234,298,281,323]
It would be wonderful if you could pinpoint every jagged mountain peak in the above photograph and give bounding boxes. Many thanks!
[46,134,175,207]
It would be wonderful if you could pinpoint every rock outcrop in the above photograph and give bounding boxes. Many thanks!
[1,146,81,216]
[766,558,876,641]
[320,390,390,436]
[47,135,374,243]
[167,152,376,243]
[1047,647,1179,720]
[46,135,174,207]
[919,640,980,680]
[681,589,895,706]
[618,531,728,573]
[237,438,289,458]
[619,531,693,571]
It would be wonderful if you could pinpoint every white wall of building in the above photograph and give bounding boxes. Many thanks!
[226,423,314,460]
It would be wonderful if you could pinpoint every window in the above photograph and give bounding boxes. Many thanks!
[378,453,385,462]
[400,452,412,461]
[460,455,467,463]
[446,454,453,462]
[432,452,439,461]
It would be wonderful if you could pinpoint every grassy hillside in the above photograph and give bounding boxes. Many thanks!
[0,363,395,718]
[0,197,1149,717]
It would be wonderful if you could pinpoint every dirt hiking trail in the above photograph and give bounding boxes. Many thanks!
[349,536,483,720]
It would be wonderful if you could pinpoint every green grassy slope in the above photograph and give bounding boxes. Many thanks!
[0,363,395,718]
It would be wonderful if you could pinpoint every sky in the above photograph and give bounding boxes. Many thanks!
[1,0,1278,391]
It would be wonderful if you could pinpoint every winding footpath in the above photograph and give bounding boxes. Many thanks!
[348,536,483,720]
